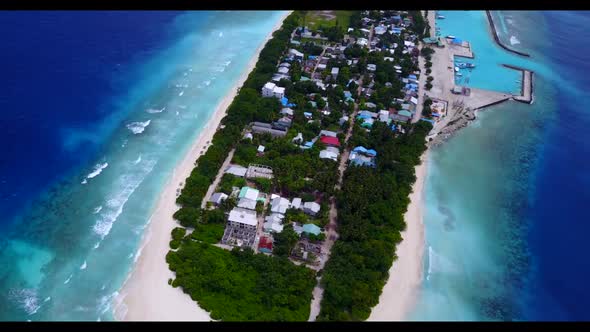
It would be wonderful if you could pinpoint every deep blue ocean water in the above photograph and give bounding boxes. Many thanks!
[407,11,590,321]
[0,10,285,321]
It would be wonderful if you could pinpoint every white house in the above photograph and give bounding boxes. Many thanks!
[225,165,248,177]
[331,67,339,79]
[270,196,290,215]
[356,38,369,47]
[262,82,285,99]
[291,197,302,210]
[367,64,377,72]
[237,198,257,210]
[319,146,340,161]
[303,202,321,216]
[289,48,304,59]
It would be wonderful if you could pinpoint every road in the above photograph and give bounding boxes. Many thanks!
[200,148,236,209]
[308,73,364,322]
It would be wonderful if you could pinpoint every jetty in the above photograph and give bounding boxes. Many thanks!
[486,10,531,57]
[503,64,534,104]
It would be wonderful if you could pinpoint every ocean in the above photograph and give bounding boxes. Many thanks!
[407,11,590,320]
[0,10,286,321]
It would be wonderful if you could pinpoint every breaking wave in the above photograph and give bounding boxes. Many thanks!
[92,159,157,239]
[80,261,87,270]
[9,288,41,315]
[82,163,109,184]
[145,107,166,114]
[126,120,151,135]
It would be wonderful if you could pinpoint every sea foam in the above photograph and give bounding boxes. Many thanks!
[510,35,521,45]
[84,163,109,182]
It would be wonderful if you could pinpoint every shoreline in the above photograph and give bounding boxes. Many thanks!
[367,151,429,321]
[112,11,291,321]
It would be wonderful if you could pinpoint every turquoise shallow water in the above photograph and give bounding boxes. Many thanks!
[435,11,543,94]
[408,11,562,320]
[0,11,286,321]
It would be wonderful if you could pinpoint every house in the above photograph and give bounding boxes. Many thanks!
[319,146,340,161]
[292,222,304,236]
[251,123,287,137]
[270,196,290,214]
[360,117,375,128]
[331,67,339,79]
[390,113,412,123]
[264,213,285,233]
[374,25,387,35]
[452,86,463,94]
[280,107,294,117]
[320,136,340,147]
[273,116,292,130]
[304,112,313,119]
[367,64,377,72]
[319,130,338,138]
[238,186,260,201]
[237,197,257,210]
[364,102,377,109]
[258,236,273,253]
[257,145,265,154]
[339,115,349,126]
[398,110,413,118]
[384,56,394,62]
[209,192,228,206]
[261,82,285,99]
[277,66,289,74]
[291,197,302,210]
[349,146,377,167]
[225,165,248,177]
[302,224,322,236]
[357,38,369,47]
[358,110,378,119]
[303,202,321,216]
[289,48,304,59]
[243,132,253,141]
[410,97,418,105]
[379,110,390,123]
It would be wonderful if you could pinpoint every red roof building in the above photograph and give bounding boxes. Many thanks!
[320,136,340,147]
[258,236,273,253]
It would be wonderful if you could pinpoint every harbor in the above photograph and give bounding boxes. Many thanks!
[425,11,535,146]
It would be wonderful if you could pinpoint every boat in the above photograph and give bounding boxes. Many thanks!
[456,72,463,77]
[446,35,456,39]
[454,67,459,72]
[466,63,476,68]
[437,15,445,19]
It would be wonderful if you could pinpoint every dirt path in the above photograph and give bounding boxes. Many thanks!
[200,148,236,209]
[308,74,363,321]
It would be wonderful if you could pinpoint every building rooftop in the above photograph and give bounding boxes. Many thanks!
[228,208,258,226]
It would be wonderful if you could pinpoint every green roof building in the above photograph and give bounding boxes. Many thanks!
[302,224,321,236]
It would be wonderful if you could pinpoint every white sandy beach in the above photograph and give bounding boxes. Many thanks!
[367,151,428,321]
[113,12,291,321]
